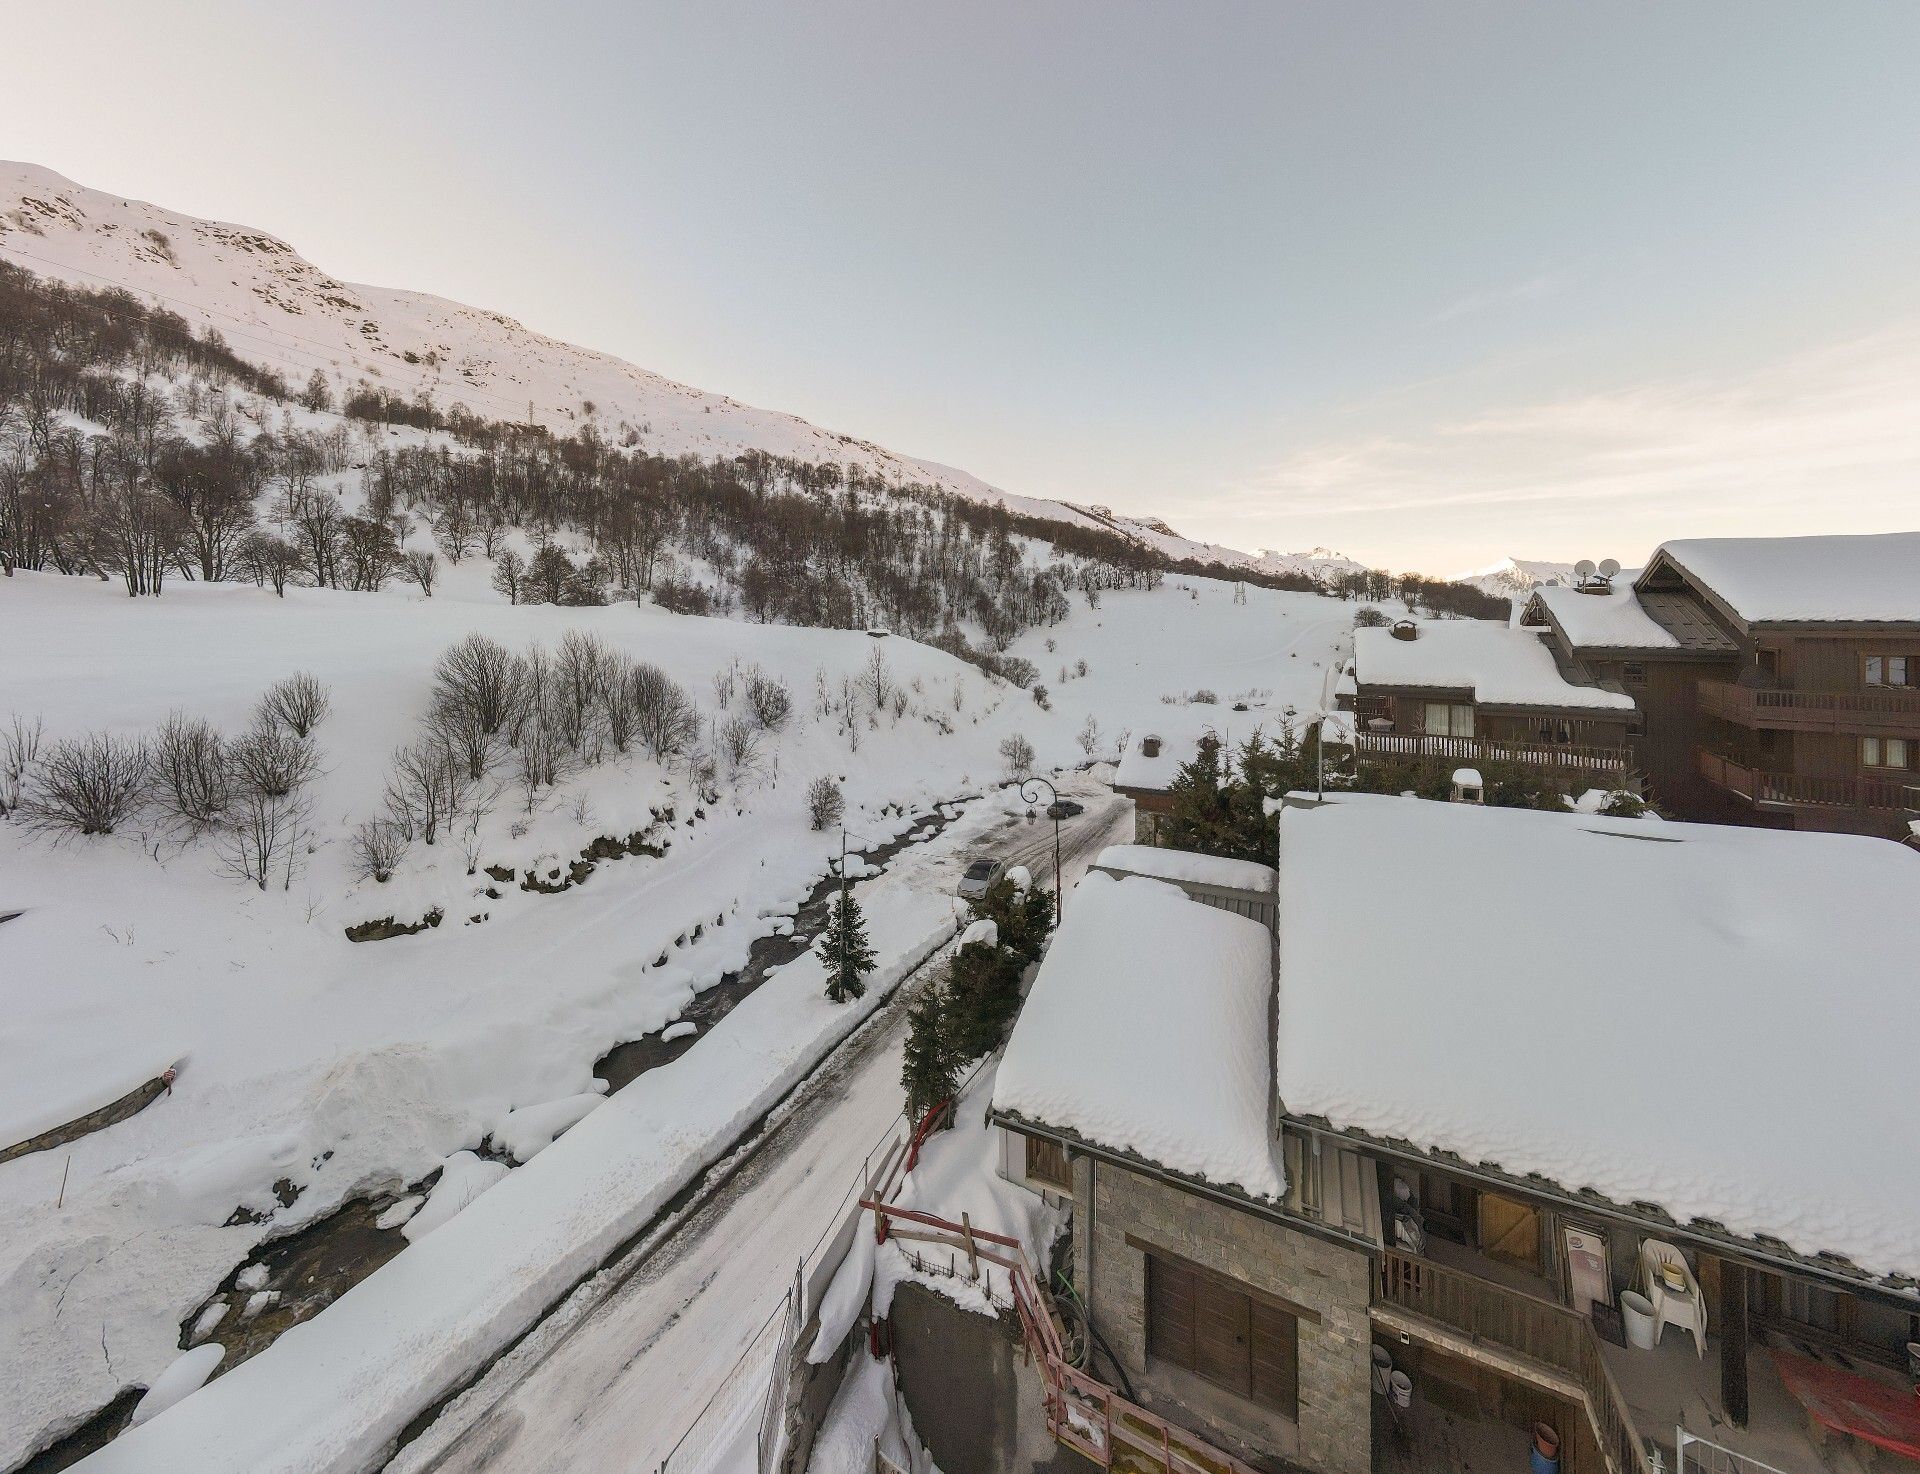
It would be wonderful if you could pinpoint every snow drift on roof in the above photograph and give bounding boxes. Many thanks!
[1277,795,1920,1281]
[1112,707,1228,792]
[1530,584,1681,651]
[995,873,1281,1198]
[1353,623,1634,710]
[1653,531,1920,624]
[1093,844,1276,895]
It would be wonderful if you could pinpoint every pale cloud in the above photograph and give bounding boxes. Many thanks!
[1204,321,1920,568]
[1433,270,1578,324]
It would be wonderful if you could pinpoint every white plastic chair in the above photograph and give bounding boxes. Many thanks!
[1639,1238,1707,1357]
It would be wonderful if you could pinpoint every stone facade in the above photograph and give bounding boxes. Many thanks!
[1072,1156,1373,1474]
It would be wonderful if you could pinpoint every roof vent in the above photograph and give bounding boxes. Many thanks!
[1573,558,1621,595]
[1390,619,1419,641]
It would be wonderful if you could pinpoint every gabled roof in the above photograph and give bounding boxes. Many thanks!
[1275,794,1920,1287]
[1526,583,1679,651]
[1640,531,1920,628]
[994,872,1282,1199]
[1353,622,1635,712]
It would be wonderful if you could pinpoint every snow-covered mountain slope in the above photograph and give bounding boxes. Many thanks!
[1064,502,1369,584]
[1453,556,1580,598]
[0,161,1103,528]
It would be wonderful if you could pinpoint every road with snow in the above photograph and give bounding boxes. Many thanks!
[389,788,1128,1474]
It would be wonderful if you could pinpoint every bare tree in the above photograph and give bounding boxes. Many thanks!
[718,714,762,780]
[744,667,793,732]
[860,646,894,711]
[491,548,527,604]
[553,630,612,751]
[997,732,1036,780]
[401,548,439,596]
[257,672,331,738]
[432,634,522,742]
[629,662,698,759]
[0,716,44,818]
[1076,714,1102,761]
[349,818,408,883]
[20,732,149,835]
[219,782,310,891]
[239,530,301,596]
[227,717,320,799]
[151,713,232,831]
[383,737,464,844]
[807,776,844,831]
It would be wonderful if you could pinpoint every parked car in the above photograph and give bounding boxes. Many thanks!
[957,857,1005,901]
[1046,800,1085,820]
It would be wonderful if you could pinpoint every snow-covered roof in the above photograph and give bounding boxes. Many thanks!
[1649,531,1920,625]
[1276,795,1920,1282]
[1113,708,1226,792]
[1092,844,1276,896]
[1528,583,1682,651]
[1353,623,1634,711]
[994,872,1282,1198]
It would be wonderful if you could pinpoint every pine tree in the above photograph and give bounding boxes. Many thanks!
[816,887,875,1002]
[944,938,1012,1060]
[901,985,959,1125]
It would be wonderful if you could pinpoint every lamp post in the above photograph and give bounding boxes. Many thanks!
[1018,776,1064,915]
[833,824,874,986]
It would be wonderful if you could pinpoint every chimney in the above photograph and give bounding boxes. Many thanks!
[1391,619,1419,641]
[1141,736,1162,758]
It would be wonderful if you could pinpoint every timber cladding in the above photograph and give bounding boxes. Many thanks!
[1073,1157,1373,1474]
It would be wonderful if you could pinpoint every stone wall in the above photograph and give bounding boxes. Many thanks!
[1072,1157,1374,1474]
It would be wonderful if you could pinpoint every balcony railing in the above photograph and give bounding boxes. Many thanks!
[1695,751,1920,812]
[1697,682,1920,735]
[1376,1248,1653,1474]
[1354,730,1633,779]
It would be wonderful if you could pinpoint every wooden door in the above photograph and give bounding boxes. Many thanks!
[1249,1302,1300,1417]
[1195,1277,1252,1395]
[1146,1256,1196,1368]
[1478,1192,1542,1272]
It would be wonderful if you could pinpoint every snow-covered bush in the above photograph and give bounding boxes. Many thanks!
[745,667,792,732]
[807,776,844,831]
[256,672,332,739]
[20,732,149,836]
[1075,714,1101,760]
[0,715,44,818]
[718,715,762,780]
[349,818,408,883]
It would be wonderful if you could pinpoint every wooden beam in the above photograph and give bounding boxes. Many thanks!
[1720,1261,1750,1428]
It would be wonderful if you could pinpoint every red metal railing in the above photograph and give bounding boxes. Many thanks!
[1696,751,1920,812]
[859,1195,1260,1474]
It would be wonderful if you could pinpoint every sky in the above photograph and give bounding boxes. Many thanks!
[4,1,1919,574]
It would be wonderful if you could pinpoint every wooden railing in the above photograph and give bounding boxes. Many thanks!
[1697,681,1920,735]
[1376,1249,1653,1474]
[1355,730,1633,778]
[1695,751,1920,812]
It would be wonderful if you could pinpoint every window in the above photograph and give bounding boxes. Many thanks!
[1023,1134,1071,1191]
[1144,1250,1299,1418]
[1622,662,1648,687]
[1864,655,1914,687]
[1862,737,1912,770]
[1422,702,1474,738]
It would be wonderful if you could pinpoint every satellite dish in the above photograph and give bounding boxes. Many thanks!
[1574,559,1597,581]
[1597,558,1621,580]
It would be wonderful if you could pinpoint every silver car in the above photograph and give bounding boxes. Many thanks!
[957,857,1004,902]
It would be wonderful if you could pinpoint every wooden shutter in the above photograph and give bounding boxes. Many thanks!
[1249,1301,1299,1417]
[1194,1277,1252,1395]
[1024,1135,1070,1190]
[1478,1192,1542,1272]
[1146,1255,1196,1370]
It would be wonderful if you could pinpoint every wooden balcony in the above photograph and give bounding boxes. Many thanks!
[1375,1248,1652,1474]
[1354,731,1633,782]
[1697,681,1920,736]
[1695,751,1920,813]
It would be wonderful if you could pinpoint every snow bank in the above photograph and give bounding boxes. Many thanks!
[1277,796,1920,1281]
[66,875,959,1474]
[128,1346,224,1428]
[1092,843,1275,895]
[495,1095,606,1164]
[402,1152,511,1243]
[994,874,1281,1198]
[1354,622,1634,709]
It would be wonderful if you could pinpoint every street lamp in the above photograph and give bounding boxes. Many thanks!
[1018,776,1064,915]
[831,824,875,984]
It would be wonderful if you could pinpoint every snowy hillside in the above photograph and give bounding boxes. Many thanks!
[0,560,1355,1469]
[1065,502,1369,585]
[0,161,1100,531]
[1453,556,1580,598]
